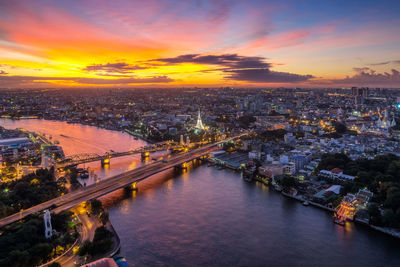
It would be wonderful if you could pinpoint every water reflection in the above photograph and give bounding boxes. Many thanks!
[1,119,399,267]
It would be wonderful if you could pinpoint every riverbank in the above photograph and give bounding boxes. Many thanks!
[124,129,155,144]
[275,183,400,239]
[2,118,398,266]
[211,163,400,239]
[1,117,154,145]
[105,220,121,257]
[45,214,122,266]
[280,191,335,212]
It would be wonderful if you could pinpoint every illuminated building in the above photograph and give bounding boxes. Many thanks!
[195,109,205,130]
[335,194,358,222]
[376,109,396,129]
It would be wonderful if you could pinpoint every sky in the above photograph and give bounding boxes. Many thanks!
[0,0,400,88]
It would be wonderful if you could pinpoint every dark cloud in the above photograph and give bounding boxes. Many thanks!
[225,69,313,83]
[153,54,313,83]
[319,68,400,87]
[0,70,8,75]
[83,62,148,73]
[353,67,371,72]
[0,75,173,87]
[74,76,172,84]
[154,54,271,69]
[369,60,400,66]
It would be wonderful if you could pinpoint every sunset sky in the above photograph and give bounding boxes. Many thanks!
[1,0,400,88]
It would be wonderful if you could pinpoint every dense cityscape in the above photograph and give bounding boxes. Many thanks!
[1,0,400,266]
[0,87,400,266]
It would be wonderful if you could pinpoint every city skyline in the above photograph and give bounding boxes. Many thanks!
[0,0,400,88]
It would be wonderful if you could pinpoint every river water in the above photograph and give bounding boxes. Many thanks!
[1,119,399,267]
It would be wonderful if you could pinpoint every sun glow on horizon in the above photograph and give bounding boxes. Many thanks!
[0,0,400,88]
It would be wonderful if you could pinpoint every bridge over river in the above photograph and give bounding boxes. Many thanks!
[0,134,246,228]
[57,140,182,167]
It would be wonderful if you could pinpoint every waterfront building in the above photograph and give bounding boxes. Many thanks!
[335,194,358,221]
[258,163,283,179]
[283,163,296,175]
[0,137,30,149]
[290,154,311,172]
[318,169,355,182]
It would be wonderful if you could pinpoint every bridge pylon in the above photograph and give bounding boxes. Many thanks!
[101,157,110,167]
[141,151,150,160]
[175,162,188,170]
[125,182,138,192]
[131,182,138,191]
[198,154,210,161]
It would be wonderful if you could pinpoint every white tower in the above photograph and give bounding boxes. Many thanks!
[44,210,53,239]
[180,135,184,145]
[186,136,190,146]
[195,110,205,130]
[391,118,396,127]
[41,153,50,169]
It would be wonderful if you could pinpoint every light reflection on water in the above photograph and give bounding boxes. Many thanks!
[1,119,400,267]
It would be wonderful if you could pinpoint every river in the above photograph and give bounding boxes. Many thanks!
[1,119,399,267]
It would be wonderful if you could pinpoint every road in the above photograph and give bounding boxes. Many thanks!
[0,135,245,228]
[40,212,101,267]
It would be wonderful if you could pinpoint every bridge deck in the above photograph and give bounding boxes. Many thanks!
[57,143,182,166]
[0,135,245,228]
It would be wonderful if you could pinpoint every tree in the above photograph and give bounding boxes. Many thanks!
[281,175,296,192]
[52,211,73,232]
[238,115,256,128]
[93,226,113,242]
[383,209,398,228]
[334,121,347,133]
[6,250,30,267]
[385,191,400,211]
[88,199,103,215]
[368,203,381,226]
[77,240,93,256]
[0,214,75,267]
[317,153,350,171]
[91,226,113,255]
[30,243,53,266]
[99,212,109,225]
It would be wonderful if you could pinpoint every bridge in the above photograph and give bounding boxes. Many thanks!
[57,141,183,167]
[0,134,246,228]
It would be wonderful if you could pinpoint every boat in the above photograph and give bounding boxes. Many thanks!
[244,176,252,182]
[79,169,89,179]
[80,172,89,179]
[113,254,130,267]
[302,201,310,206]
[60,134,69,138]
[334,217,345,226]
[134,137,139,140]
[274,184,283,192]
